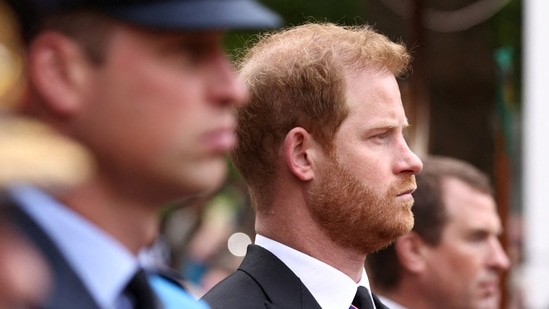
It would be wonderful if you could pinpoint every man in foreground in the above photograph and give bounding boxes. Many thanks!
[2,0,280,308]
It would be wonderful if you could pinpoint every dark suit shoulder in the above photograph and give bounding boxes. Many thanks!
[202,269,268,309]
[202,245,322,309]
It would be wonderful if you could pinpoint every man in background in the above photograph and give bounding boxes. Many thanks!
[202,22,423,309]
[367,155,510,309]
[2,0,280,308]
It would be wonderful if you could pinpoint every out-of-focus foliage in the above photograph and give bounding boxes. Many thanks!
[493,0,521,52]
[227,0,521,83]
[225,0,368,62]
[492,0,521,103]
[260,0,365,26]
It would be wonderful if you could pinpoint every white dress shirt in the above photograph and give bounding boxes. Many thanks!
[10,185,138,309]
[377,296,408,309]
[255,234,376,309]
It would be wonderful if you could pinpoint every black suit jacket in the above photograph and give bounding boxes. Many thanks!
[1,197,102,309]
[202,244,389,309]
[371,291,390,309]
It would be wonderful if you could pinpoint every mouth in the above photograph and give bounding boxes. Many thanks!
[479,280,500,296]
[397,187,416,197]
[204,125,237,153]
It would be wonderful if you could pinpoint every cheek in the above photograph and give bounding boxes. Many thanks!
[117,72,203,127]
[424,245,473,298]
[436,241,483,281]
[112,50,205,107]
[337,150,385,182]
[131,74,197,107]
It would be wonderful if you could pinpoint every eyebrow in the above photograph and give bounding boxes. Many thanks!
[467,224,504,236]
[367,118,410,131]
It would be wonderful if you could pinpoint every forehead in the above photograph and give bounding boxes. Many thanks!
[342,68,407,128]
[441,177,501,230]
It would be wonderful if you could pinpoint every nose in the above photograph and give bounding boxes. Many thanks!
[394,136,423,175]
[209,53,249,108]
[489,239,511,271]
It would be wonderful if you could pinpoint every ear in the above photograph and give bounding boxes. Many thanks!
[283,127,317,181]
[28,31,92,117]
[394,232,429,274]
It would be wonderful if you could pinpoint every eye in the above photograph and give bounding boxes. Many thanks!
[467,230,490,243]
[370,131,391,143]
[376,132,389,139]
[165,37,219,69]
[172,44,209,67]
[185,45,214,62]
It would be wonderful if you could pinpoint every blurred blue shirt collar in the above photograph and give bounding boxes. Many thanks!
[9,184,138,309]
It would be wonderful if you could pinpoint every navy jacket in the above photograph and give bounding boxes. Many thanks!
[2,197,101,309]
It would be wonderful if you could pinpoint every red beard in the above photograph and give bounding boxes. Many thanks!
[306,157,416,253]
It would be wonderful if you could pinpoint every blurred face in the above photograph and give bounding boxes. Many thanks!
[75,25,247,202]
[422,177,510,309]
[307,68,423,253]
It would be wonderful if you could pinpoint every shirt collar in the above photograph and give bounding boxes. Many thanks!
[255,234,375,309]
[9,185,138,309]
[377,295,408,309]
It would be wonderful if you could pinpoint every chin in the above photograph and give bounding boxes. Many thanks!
[364,219,413,253]
[474,297,500,309]
[397,202,415,231]
[196,166,227,193]
[383,213,414,239]
[401,212,415,233]
[385,206,414,232]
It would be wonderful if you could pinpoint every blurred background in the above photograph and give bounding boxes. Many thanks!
[2,0,548,308]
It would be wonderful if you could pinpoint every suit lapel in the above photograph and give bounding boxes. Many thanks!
[238,245,322,309]
[238,245,391,309]
[372,292,390,309]
[2,200,101,309]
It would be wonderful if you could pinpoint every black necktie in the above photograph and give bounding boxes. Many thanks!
[351,286,375,309]
[124,269,158,309]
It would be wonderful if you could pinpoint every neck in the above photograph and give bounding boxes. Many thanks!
[377,278,434,309]
[56,178,161,255]
[256,198,366,282]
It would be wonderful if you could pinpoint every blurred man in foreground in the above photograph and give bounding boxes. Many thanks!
[2,0,280,308]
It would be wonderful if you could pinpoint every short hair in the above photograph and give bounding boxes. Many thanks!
[42,10,116,65]
[231,22,410,208]
[7,3,116,65]
[366,155,493,291]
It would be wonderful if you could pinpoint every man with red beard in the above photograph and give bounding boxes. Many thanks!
[367,156,510,309]
[201,22,423,309]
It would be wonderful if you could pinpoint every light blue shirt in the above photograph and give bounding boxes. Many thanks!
[149,274,210,309]
[10,185,138,309]
[255,234,376,309]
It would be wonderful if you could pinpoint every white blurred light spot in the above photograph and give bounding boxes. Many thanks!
[227,232,251,257]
